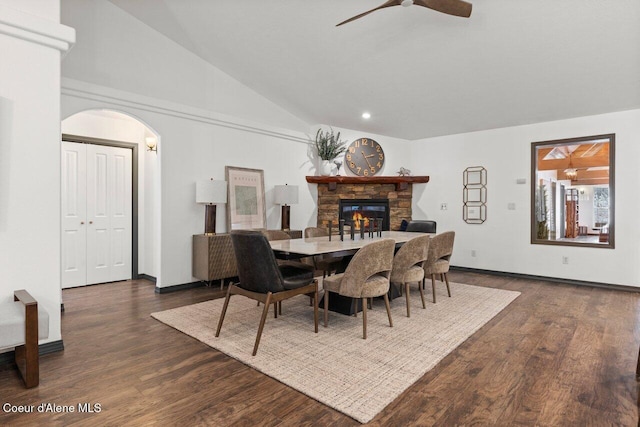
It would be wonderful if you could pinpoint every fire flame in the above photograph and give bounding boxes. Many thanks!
[352,212,369,230]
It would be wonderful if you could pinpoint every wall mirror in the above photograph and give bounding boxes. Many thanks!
[531,134,614,248]
[463,166,487,224]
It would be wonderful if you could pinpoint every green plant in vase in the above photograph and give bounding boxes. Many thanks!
[315,128,347,175]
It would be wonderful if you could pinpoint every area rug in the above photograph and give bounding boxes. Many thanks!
[151,282,520,423]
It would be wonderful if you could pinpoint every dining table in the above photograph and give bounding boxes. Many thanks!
[270,230,434,314]
[269,230,432,259]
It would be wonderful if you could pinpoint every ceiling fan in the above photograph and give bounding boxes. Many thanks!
[336,0,472,27]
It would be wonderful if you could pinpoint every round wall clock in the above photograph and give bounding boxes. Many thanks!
[345,137,385,176]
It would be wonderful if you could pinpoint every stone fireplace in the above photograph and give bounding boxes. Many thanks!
[307,176,430,231]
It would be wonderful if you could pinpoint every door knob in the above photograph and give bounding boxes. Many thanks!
[80,221,85,225]
[89,221,93,224]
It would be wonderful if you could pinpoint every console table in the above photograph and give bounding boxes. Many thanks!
[192,230,302,288]
[192,234,238,288]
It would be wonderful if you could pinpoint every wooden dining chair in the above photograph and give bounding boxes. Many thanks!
[423,231,455,303]
[323,238,395,339]
[304,227,344,278]
[216,230,319,356]
[390,235,430,317]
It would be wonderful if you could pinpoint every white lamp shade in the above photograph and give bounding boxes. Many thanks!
[274,185,298,205]
[196,180,227,204]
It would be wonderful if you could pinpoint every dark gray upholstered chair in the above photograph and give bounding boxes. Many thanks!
[323,239,395,339]
[390,235,430,317]
[423,231,455,303]
[216,230,319,356]
[304,227,343,278]
[262,228,315,309]
[405,220,437,233]
[262,228,314,270]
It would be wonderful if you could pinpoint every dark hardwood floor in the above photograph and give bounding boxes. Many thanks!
[1,272,639,426]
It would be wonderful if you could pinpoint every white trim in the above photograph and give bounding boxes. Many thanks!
[0,5,75,52]
[61,78,311,144]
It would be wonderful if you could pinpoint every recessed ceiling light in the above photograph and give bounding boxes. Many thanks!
[362,112,371,119]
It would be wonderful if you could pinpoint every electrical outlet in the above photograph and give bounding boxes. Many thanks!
[507,203,516,210]
[471,250,477,257]
[440,203,448,210]
[562,256,569,264]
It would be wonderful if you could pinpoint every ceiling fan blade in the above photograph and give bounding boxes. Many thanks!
[336,0,403,27]
[414,0,472,18]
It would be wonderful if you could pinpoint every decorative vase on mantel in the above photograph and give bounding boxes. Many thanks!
[318,160,333,176]
[314,128,346,176]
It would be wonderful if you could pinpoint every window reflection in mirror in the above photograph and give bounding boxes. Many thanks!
[531,134,614,248]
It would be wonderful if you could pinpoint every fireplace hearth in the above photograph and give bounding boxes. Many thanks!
[339,199,390,231]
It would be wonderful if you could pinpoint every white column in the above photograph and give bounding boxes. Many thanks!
[0,1,75,345]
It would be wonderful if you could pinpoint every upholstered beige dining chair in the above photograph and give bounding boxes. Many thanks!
[262,229,292,241]
[323,238,395,339]
[423,231,455,303]
[390,234,430,317]
[304,227,343,278]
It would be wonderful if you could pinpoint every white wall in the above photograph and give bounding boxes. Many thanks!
[0,0,58,20]
[577,186,594,230]
[410,109,640,287]
[59,83,415,289]
[58,0,325,288]
[60,0,309,134]
[61,79,317,288]
[58,0,640,289]
[61,110,158,277]
[311,124,412,178]
[58,1,413,289]
[0,1,74,347]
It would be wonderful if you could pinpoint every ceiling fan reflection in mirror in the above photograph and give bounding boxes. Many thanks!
[336,0,472,27]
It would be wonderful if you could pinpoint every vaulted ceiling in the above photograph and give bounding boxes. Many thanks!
[108,0,640,140]
[537,141,610,185]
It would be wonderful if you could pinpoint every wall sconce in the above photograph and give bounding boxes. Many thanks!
[196,179,227,235]
[146,137,157,152]
[274,184,298,230]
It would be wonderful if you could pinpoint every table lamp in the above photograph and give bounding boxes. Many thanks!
[196,179,227,234]
[274,184,298,230]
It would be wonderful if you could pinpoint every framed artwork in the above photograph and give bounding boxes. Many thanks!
[225,166,266,230]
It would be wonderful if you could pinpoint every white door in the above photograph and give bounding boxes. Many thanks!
[61,142,132,288]
[61,142,87,288]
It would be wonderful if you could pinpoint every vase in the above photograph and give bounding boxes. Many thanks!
[318,160,333,176]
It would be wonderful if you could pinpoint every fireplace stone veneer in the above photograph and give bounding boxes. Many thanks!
[307,176,429,231]
[311,181,414,231]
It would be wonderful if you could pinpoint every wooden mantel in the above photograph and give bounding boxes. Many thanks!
[306,175,429,191]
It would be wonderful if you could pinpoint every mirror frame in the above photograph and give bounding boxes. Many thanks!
[530,133,615,249]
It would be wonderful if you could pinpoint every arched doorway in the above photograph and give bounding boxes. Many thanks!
[61,110,160,288]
